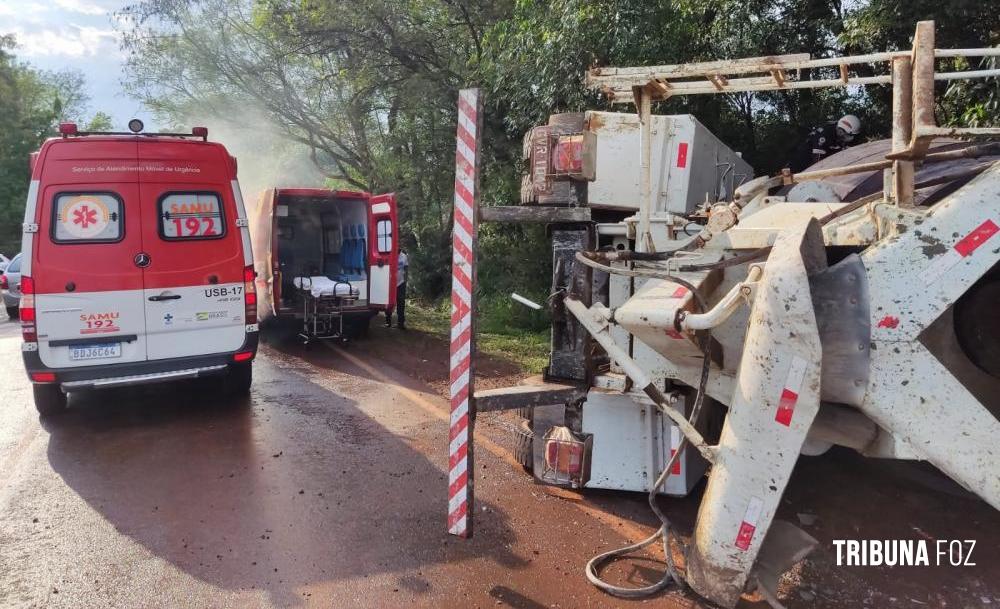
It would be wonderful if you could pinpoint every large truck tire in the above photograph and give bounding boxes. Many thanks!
[33,384,68,417]
[512,419,534,474]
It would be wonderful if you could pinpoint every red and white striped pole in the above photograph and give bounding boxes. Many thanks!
[448,88,482,538]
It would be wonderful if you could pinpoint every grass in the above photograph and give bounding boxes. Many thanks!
[407,300,550,372]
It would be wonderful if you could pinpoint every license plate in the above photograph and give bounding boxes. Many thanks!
[69,343,122,361]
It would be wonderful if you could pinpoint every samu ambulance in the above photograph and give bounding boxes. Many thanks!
[19,120,258,416]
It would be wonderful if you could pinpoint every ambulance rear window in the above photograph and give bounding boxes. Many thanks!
[52,193,123,243]
[376,219,393,253]
[159,193,225,240]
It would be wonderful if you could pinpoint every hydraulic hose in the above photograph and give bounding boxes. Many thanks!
[583,279,713,599]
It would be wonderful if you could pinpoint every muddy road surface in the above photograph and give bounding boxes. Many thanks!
[0,321,997,608]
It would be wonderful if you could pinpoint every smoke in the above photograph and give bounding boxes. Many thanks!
[179,104,327,212]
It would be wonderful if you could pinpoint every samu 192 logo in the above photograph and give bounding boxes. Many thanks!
[62,196,111,239]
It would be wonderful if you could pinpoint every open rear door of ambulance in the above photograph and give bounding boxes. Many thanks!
[367,193,398,310]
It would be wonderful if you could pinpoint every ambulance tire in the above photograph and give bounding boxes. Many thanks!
[33,384,67,417]
[225,362,253,396]
[6,306,17,320]
[512,419,534,474]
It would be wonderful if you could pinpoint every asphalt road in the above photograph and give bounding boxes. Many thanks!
[0,320,997,608]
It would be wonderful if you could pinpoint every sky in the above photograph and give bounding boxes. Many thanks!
[1,0,158,129]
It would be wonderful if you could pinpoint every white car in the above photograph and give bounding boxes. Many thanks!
[1,253,22,318]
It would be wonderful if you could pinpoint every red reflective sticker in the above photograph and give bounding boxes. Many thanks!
[775,356,807,427]
[955,220,999,257]
[671,286,688,298]
[676,142,689,168]
[876,315,900,329]
[735,521,757,551]
[735,497,764,551]
[774,389,798,426]
[669,427,681,475]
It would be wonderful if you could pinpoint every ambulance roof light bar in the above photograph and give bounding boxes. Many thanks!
[55,118,209,141]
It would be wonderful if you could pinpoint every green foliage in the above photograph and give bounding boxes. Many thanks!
[406,299,550,371]
[0,38,116,256]
[0,37,58,256]
[841,0,1000,127]
[83,111,115,132]
[476,0,861,172]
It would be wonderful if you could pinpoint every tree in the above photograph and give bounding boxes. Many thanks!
[83,111,115,131]
[0,36,58,256]
[0,36,111,255]
[119,0,529,300]
[841,0,1000,127]
[41,69,90,122]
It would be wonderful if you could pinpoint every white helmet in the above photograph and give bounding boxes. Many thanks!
[837,114,862,137]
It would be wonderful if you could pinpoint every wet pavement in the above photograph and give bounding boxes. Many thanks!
[0,320,997,608]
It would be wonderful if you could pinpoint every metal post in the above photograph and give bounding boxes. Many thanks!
[906,21,936,159]
[891,56,915,206]
[448,88,482,538]
[635,87,654,253]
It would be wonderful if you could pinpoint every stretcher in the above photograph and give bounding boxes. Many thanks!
[293,276,361,344]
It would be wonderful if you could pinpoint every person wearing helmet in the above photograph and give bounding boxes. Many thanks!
[786,114,862,173]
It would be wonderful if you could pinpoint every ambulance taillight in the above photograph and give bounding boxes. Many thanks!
[244,265,257,324]
[19,276,36,343]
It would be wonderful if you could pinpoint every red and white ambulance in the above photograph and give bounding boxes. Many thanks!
[19,121,258,415]
[250,188,398,336]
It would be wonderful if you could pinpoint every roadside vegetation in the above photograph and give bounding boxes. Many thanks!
[408,299,550,372]
[0,36,114,256]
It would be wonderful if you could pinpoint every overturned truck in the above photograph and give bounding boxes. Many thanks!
[466,21,1000,608]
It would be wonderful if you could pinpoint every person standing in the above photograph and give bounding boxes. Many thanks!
[385,248,408,329]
